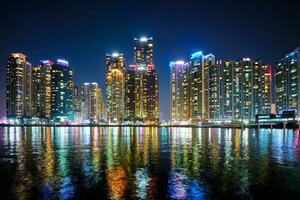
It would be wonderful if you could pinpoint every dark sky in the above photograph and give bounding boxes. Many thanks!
[1,0,300,120]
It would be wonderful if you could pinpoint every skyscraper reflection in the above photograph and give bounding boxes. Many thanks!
[1,127,300,199]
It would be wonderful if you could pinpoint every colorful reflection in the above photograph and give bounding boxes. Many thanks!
[107,166,127,199]
[135,168,151,199]
[0,127,300,199]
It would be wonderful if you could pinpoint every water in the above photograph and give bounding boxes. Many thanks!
[0,127,300,200]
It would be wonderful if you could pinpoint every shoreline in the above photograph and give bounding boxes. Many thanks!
[0,123,298,129]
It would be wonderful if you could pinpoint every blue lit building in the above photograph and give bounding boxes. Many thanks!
[50,59,74,121]
[189,51,215,122]
[169,52,271,124]
[276,47,300,116]
[170,60,190,123]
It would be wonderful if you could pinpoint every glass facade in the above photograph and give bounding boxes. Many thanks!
[31,61,52,119]
[170,55,271,123]
[6,53,32,120]
[80,82,104,122]
[106,53,126,123]
[170,61,190,123]
[275,47,300,115]
[125,37,159,124]
[50,61,74,121]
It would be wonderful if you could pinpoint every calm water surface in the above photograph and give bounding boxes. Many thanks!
[0,127,300,200]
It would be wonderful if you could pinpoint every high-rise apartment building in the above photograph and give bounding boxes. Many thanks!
[217,61,234,120]
[134,37,153,65]
[170,61,190,123]
[125,37,159,124]
[50,59,74,121]
[206,61,222,120]
[31,60,52,119]
[125,65,159,123]
[81,82,104,122]
[6,53,32,120]
[204,58,271,121]
[189,51,215,122]
[232,58,271,120]
[142,68,159,123]
[203,54,216,120]
[170,54,271,123]
[275,47,300,115]
[205,58,271,121]
[73,85,82,123]
[259,64,272,115]
[106,53,126,123]
[125,65,142,120]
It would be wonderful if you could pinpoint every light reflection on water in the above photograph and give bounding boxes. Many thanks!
[0,127,300,199]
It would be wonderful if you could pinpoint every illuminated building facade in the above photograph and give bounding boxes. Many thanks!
[32,60,52,119]
[275,47,300,115]
[81,82,104,122]
[142,68,159,123]
[134,37,153,65]
[6,53,32,119]
[189,52,203,121]
[125,65,159,123]
[73,85,82,123]
[125,37,159,123]
[233,58,271,120]
[203,54,216,119]
[260,64,272,115]
[218,61,234,120]
[170,61,190,123]
[170,54,271,123]
[106,53,125,123]
[205,62,223,120]
[206,59,271,121]
[206,60,234,121]
[125,65,142,120]
[50,59,74,121]
[125,37,159,124]
[189,51,215,122]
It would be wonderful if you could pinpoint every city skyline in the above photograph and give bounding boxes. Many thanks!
[2,1,300,199]
[4,45,300,124]
[1,0,300,120]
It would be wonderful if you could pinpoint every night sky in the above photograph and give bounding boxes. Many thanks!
[1,0,300,120]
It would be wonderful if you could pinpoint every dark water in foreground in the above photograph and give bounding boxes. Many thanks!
[0,127,300,200]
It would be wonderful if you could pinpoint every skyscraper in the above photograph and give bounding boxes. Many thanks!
[6,53,32,120]
[50,59,74,121]
[206,61,222,120]
[206,58,271,121]
[189,51,215,123]
[233,58,271,120]
[219,61,234,120]
[170,54,271,123]
[125,37,159,124]
[31,60,52,120]
[170,60,190,123]
[203,54,216,120]
[106,53,126,123]
[134,37,153,65]
[259,64,272,115]
[73,85,82,123]
[275,47,300,115]
[205,60,235,121]
[142,67,159,123]
[81,82,104,122]
[125,65,141,121]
